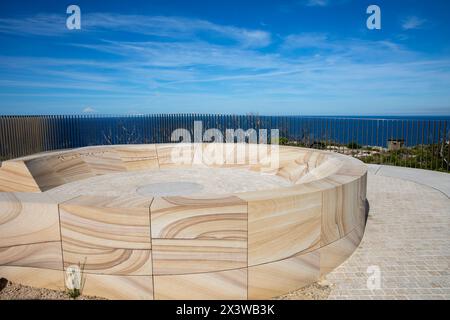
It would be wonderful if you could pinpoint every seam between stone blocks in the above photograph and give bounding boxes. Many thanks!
[56,202,66,290]
[246,200,249,300]
[148,197,155,300]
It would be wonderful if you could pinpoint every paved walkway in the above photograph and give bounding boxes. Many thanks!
[368,164,450,198]
[325,166,450,299]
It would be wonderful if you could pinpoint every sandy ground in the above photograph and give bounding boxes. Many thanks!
[0,278,104,300]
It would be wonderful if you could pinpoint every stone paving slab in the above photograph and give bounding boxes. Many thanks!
[368,164,450,198]
[325,172,450,300]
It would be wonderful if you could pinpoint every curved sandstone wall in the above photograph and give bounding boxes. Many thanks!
[0,144,367,299]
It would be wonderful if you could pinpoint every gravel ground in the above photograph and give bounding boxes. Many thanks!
[0,276,330,300]
[276,280,333,300]
[0,278,105,300]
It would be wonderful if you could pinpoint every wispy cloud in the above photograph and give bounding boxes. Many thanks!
[402,16,427,30]
[283,33,330,49]
[83,14,272,48]
[304,0,329,7]
[282,33,414,63]
[2,33,448,103]
[0,13,271,48]
[299,0,350,7]
[73,40,285,70]
[0,14,67,36]
[0,12,449,115]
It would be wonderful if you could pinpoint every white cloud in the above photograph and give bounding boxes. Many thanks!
[83,14,272,48]
[73,40,285,70]
[0,13,271,48]
[299,0,350,8]
[0,13,449,115]
[283,33,331,49]
[281,33,413,62]
[1,32,448,100]
[0,14,67,36]
[402,16,427,30]
[82,107,97,113]
[304,0,329,7]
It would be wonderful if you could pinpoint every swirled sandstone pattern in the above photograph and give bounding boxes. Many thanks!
[0,143,367,299]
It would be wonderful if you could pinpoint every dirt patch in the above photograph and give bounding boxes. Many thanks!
[0,278,105,300]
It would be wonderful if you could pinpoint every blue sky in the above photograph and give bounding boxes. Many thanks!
[0,0,449,115]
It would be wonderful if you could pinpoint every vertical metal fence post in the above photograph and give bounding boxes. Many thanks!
[0,115,449,172]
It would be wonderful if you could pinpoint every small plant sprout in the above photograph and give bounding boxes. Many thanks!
[65,259,86,299]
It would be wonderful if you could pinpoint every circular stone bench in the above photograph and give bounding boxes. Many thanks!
[0,143,367,299]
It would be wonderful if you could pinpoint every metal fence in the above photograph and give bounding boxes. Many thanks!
[0,114,449,171]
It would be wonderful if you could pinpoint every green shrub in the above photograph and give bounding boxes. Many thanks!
[278,137,289,145]
[347,141,362,149]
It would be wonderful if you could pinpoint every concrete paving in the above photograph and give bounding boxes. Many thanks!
[324,166,450,300]
[368,164,450,198]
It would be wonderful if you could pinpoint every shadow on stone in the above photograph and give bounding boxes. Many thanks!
[364,199,370,223]
[0,278,8,291]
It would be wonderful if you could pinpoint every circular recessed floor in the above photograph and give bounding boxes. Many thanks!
[46,167,293,199]
[137,181,204,196]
